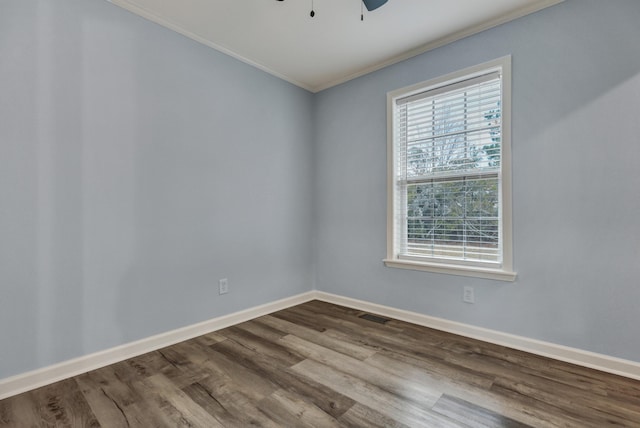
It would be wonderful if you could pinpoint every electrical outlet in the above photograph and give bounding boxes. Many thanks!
[463,286,475,304]
[219,278,228,295]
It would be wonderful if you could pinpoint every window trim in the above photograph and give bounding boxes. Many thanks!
[384,56,516,282]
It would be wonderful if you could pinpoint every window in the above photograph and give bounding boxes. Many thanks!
[385,57,516,281]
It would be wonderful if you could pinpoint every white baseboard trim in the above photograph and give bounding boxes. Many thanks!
[0,291,316,400]
[3,290,640,401]
[314,291,640,381]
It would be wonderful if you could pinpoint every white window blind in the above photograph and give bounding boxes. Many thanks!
[394,71,503,266]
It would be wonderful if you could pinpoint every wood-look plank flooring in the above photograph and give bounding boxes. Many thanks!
[2,300,640,427]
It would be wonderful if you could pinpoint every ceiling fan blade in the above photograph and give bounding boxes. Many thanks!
[362,0,388,11]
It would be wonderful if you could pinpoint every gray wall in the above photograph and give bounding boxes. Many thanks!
[2,0,640,381]
[313,0,640,362]
[0,0,314,378]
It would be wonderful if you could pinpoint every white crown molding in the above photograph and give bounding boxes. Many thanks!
[108,0,316,92]
[4,286,638,401]
[312,0,564,92]
[314,291,640,381]
[0,291,316,400]
[109,0,563,93]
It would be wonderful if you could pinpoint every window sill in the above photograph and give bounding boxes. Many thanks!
[383,258,517,282]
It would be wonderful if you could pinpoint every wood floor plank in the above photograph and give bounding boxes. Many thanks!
[337,403,411,428]
[179,382,243,428]
[258,314,378,361]
[75,372,133,427]
[440,337,614,397]
[488,382,601,428]
[106,350,172,385]
[439,347,640,426]
[257,388,343,428]
[182,377,280,428]
[211,336,356,419]
[283,305,404,336]
[359,335,594,426]
[302,300,364,317]
[217,325,305,367]
[445,379,578,427]
[155,337,277,398]
[365,348,495,391]
[131,374,224,427]
[279,334,443,407]
[193,331,227,346]
[431,394,533,428]
[76,365,185,428]
[288,305,626,428]
[524,359,640,404]
[0,392,49,427]
[291,358,461,427]
[492,375,640,427]
[75,367,139,408]
[153,343,216,390]
[232,318,289,343]
[269,307,330,332]
[300,309,459,364]
[197,349,280,402]
[27,379,100,427]
[3,300,640,427]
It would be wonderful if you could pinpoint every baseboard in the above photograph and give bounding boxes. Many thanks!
[314,291,640,381]
[0,291,316,400]
[4,290,640,401]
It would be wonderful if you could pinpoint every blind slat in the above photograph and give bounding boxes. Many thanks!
[396,72,500,106]
[394,68,503,264]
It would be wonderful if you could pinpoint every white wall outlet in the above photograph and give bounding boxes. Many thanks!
[463,286,475,304]
[219,278,229,295]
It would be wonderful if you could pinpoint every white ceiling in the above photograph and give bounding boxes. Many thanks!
[109,0,562,92]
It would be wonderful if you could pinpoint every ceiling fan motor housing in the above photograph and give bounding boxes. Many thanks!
[363,0,388,11]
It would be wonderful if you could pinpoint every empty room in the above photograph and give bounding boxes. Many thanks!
[2,0,640,426]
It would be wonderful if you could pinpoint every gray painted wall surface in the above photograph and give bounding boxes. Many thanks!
[2,0,640,381]
[313,0,640,362]
[0,0,313,378]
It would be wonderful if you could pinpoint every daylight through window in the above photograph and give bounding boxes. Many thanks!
[385,57,515,281]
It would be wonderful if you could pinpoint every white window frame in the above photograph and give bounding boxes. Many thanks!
[384,56,516,281]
